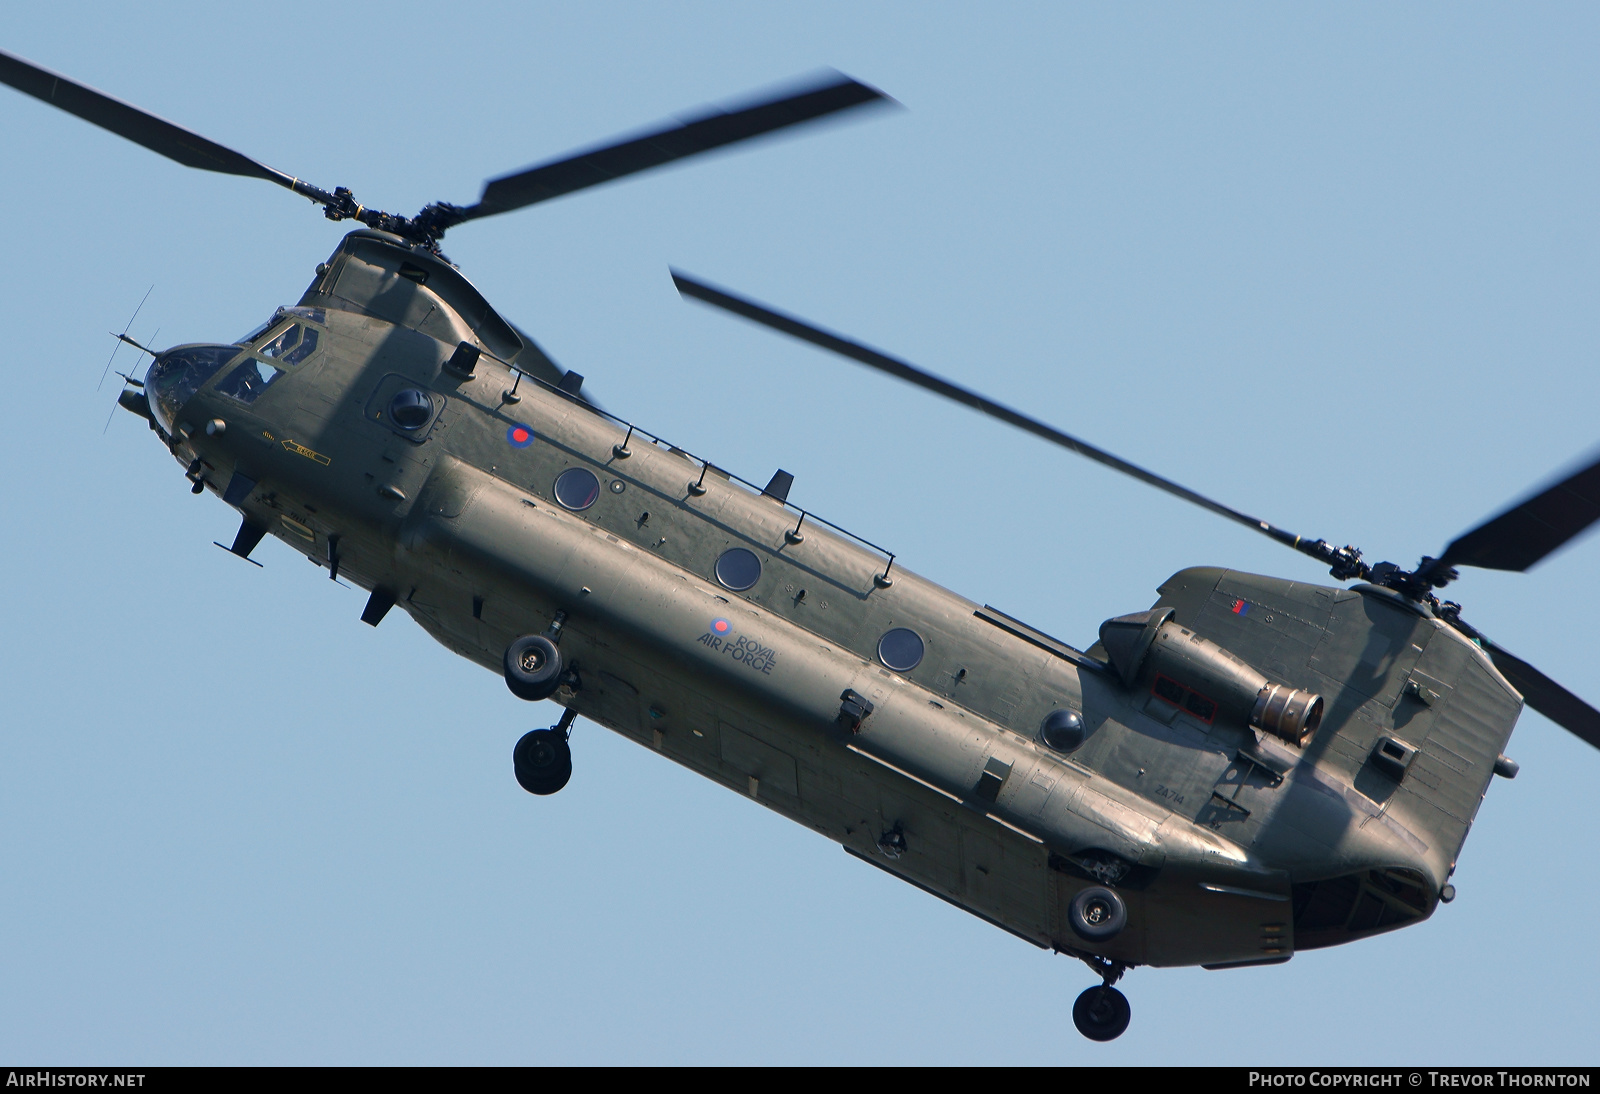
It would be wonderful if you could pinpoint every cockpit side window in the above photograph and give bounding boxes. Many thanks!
[215,358,285,404]
[211,318,320,405]
[236,306,326,346]
[283,327,319,364]
[260,325,301,359]
[257,324,320,365]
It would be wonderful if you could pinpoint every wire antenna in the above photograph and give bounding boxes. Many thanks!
[98,285,153,391]
[102,326,159,436]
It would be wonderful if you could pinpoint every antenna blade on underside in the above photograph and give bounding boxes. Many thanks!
[670,269,1353,567]
[460,73,893,222]
[1437,451,1600,575]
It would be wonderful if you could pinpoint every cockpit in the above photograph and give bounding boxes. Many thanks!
[143,307,325,435]
[144,345,238,435]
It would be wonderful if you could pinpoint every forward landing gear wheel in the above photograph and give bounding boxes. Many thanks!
[1072,985,1131,1042]
[513,728,572,795]
[504,634,562,701]
[1068,886,1127,941]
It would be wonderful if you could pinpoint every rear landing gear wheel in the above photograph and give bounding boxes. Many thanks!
[1068,886,1127,942]
[505,634,563,701]
[513,728,572,795]
[1072,985,1131,1042]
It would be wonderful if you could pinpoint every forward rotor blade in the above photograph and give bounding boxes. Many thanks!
[0,49,332,201]
[463,73,892,221]
[1481,638,1600,750]
[672,270,1330,556]
[1437,451,1600,574]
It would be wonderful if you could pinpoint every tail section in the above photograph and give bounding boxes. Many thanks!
[1151,567,1522,948]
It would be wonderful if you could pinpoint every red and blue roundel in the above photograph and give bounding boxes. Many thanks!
[711,618,731,636]
[506,424,535,448]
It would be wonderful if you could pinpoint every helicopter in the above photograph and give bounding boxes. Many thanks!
[5,43,1600,1047]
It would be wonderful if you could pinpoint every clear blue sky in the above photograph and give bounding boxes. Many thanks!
[2,2,1597,1064]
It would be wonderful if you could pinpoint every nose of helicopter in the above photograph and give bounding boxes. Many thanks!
[143,344,239,436]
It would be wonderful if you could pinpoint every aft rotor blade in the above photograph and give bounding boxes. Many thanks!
[505,321,566,388]
[1481,638,1600,750]
[505,321,603,410]
[0,49,334,202]
[1437,451,1600,574]
[463,73,892,220]
[672,270,1331,557]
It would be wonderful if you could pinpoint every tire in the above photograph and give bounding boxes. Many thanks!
[513,728,572,795]
[1072,985,1131,1042]
[1068,885,1127,942]
[504,634,562,701]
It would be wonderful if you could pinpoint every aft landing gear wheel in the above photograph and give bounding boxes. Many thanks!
[1072,985,1131,1042]
[504,634,563,701]
[1068,886,1128,942]
[513,727,572,795]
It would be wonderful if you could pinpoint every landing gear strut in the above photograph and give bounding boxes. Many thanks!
[1072,954,1132,1042]
[514,708,576,795]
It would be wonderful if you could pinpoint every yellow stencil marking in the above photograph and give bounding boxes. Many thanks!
[282,439,331,466]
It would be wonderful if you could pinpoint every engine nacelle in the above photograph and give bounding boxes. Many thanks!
[1098,609,1323,746]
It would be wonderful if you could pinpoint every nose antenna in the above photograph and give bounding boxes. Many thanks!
[110,331,159,357]
[101,323,161,436]
[97,285,154,391]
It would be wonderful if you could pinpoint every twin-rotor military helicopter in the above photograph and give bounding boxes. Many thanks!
[6,48,1599,1043]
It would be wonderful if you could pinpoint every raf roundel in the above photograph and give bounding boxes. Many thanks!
[711,618,731,636]
[506,424,535,448]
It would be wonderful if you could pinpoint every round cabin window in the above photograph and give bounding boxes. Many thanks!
[715,547,762,591]
[553,467,601,511]
[1040,708,1087,753]
[877,628,925,672]
[388,388,433,430]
